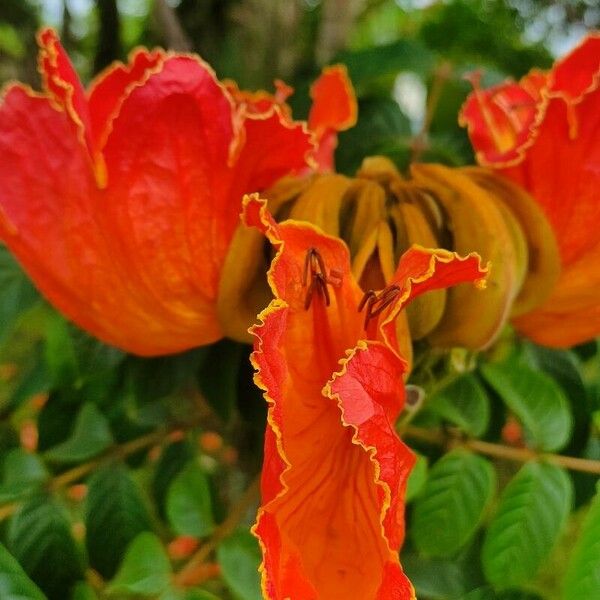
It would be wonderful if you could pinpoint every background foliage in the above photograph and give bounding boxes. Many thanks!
[0,1,599,599]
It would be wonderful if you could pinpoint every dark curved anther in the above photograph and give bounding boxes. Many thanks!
[303,248,333,310]
[358,284,401,329]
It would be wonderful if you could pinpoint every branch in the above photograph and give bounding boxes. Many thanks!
[403,425,600,475]
[174,475,261,587]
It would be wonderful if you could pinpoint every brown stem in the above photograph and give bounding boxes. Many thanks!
[174,475,261,587]
[403,425,600,475]
[0,426,187,522]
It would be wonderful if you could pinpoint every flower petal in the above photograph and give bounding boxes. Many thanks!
[0,86,165,354]
[308,65,358,171]
[247,195,415,598]
[37,27,91,152]
[308,64,358,137]
[87,48,164,151]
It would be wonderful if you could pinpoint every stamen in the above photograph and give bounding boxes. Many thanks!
[302,248,333,310]
[358,284,401,329]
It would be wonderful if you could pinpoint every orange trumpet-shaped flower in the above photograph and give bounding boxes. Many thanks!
[460,33,600,347]
[245,195,487,599]
[0,29,347,356]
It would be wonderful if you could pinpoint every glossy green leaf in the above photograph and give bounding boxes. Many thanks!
[217,530,262,600]
[45,402,113,463]
[71,582,98,600]
[166,462,214,537]
[152,440,195,518]
[198,339,245,422]
[8,497,83,598]
[0,541,46,600]
[336,39,434,90]
[402,553,467,599]
[481,360,572,451]
[0,246,39,344]
[562,485,600,599]
[412,450,495,556]
[461,588,543,600]
[429,374,490,436]
[406,452,428,503]
[85,462,153,578]
[0,449,48,502]
[107,532,171,597]
[482,462,573,589]
[44,314,79,389]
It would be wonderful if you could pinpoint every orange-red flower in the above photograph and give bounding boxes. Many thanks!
[0,29,355,355]
[460,33,600,347]
[246,195,487,599]
[226,64,357,171]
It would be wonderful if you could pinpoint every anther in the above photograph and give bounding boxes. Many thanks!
[358,284,401,329]
[302,248,333,310]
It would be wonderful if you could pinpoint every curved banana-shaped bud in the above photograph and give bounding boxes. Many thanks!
[388,183,446,339]
[460,167,560,317]
[351,220,414,369]
[411,163,517,349]
[289,173,352,234]
[217,176,314,343]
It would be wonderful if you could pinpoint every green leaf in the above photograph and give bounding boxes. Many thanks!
[461,588,543,600]
[85,462,153,578]
[429,374,490,436]
[217,530,262,600]
[562,486,600,599]
[198,339,244,422]
[152,440,195,518]
[0,246,39,344]
[0,542,46,600]
[0,449,48,502]
[412,450,495,556]
[336,39,434,91]
[482,462,573,589]
[44,314,79,389]
[44,402,113,463]
[402,553,467,599]
[8,497,83,598]
[107,532,171,597]
[406,452,428,503]
[166,462,214,537]
[71,582,98,600]
[481,360,573,451]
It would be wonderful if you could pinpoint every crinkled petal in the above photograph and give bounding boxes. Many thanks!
[308,65,358,171]
[308,64,358,136]
[550,33,600,100]
[246,195,415,598]
[37,27,92,153]
[87,48,164,151]
[232,108,314,197]
[459,76,541,166]
[0,86,165,354]
[100,55,237,347]
[380,246,489,349]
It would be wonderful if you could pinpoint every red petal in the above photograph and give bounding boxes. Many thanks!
[308,64,357,136]
[379,246,488,348]
[0,86,164,354]
[308,65,358,171]
[247,195,415,598]
[232,108,314,196]
[550,33,600,100]
[37,27,91,152]
[87,48,164,151]
[459,75,542,166]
